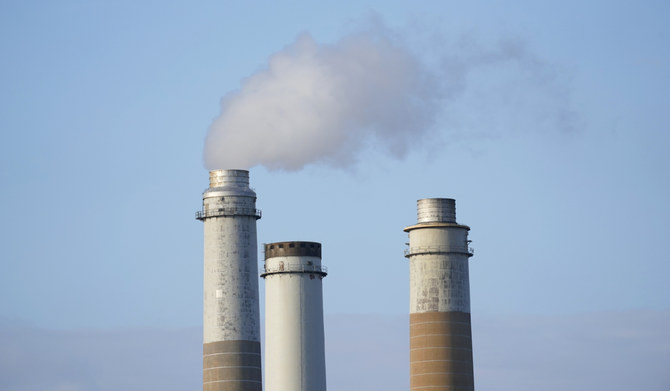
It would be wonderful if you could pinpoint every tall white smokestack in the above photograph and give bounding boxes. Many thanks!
[262,241,328,391]
[404,198,475,391]
[196,169,262,391]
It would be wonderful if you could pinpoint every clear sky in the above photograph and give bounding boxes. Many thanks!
[1,0,669,390]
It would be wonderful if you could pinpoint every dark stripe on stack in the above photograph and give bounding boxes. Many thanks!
[203,340,262,391]
[410,312,474,391]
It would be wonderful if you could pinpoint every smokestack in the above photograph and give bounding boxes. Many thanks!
[404,198,475,391]
[196,169,263,391]
[262,241,328,391]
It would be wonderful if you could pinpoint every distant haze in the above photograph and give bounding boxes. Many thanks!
[2,311,668,390]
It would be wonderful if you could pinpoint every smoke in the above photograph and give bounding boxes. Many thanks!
[204,26,575,171]
[204,29,441,171]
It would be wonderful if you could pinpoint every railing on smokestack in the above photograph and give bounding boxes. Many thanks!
[195,207,262,220]
[261,263,328,277]
[404,245,474,258]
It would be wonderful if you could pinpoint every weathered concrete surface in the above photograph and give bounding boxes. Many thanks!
[405,198,475,391]
[199,169,262,391]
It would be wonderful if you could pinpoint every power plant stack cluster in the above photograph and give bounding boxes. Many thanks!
[196,169,475,391]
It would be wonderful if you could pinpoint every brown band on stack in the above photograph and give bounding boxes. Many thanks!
[410,312,474,391]
[203,340,262,391]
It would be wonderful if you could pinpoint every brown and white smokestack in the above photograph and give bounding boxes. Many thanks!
[196,170,263,391]
[404,198,475,391]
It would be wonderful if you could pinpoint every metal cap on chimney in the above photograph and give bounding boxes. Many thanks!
[417,198,456,223]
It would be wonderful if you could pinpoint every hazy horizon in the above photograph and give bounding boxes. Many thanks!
[2,311,668,390]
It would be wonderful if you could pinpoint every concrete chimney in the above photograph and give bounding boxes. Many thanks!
[196,169,263,391]
[404,198,474,391]
[262,241,328,391]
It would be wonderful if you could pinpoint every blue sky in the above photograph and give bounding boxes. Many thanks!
[1,1,669,389]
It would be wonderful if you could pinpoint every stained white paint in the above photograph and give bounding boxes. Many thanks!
[264,254,327,391]
[201,170,261,344]
[406,199,472,314]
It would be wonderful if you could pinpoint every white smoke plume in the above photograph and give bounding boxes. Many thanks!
[204,27,575,171]
[204,30,441,171]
